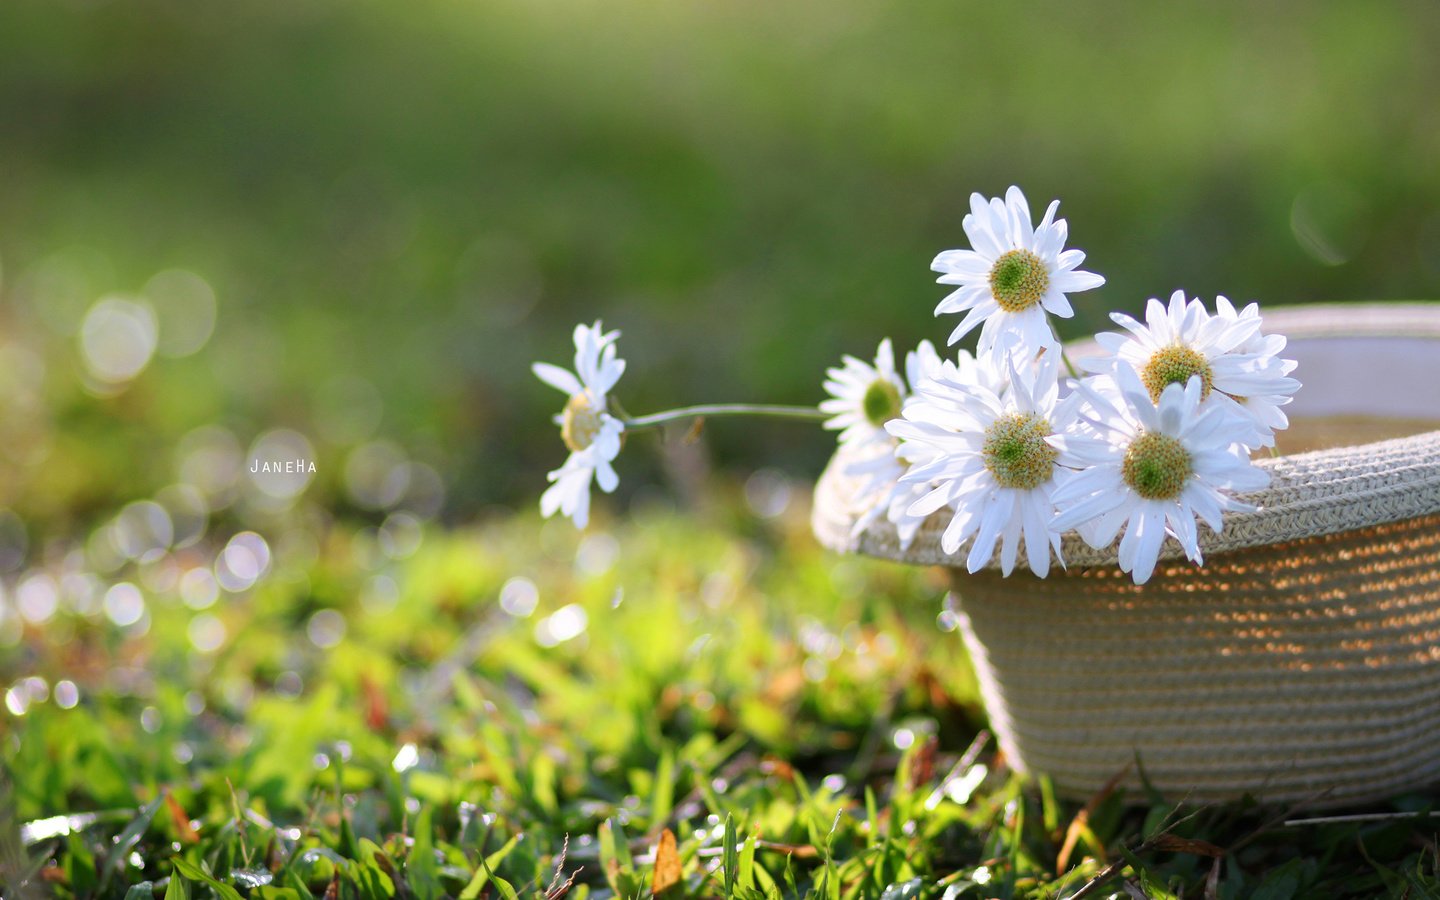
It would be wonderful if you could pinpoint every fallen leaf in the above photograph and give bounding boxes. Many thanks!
[652,829,682,898]
[361,674,389,732]
[1056,764,1132,872]
[165,792,199,844]
[1151,834,1226,858]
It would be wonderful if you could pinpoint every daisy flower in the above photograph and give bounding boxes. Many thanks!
[845,340,948,548]
[1081,291,1300,449]
[532,321,626,528]
[1219,297,1301,447]
[932,185,1105,359]
[820,338,907,452]
[885,345,1068,577]
[1050,367,1270,585]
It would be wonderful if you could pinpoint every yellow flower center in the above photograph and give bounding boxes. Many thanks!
[1141,344,1213,403]
[988,249,1050,313]
[561,393,604,452]
[862,379,903,427]
[983,413,1057,489]
[1122,431,1192,500]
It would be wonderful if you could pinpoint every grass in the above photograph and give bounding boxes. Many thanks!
[6,494,1440,899]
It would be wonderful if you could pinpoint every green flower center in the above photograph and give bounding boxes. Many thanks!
[861,379,903,427]
[988,249,1050,313]
[1141,344,1213,403]
[1122,431,1192,500]
[983,413,1057,489]
[561,393,604,452]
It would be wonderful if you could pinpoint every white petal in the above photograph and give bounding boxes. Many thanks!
[908,485,958,518]
[1022,492,1053,577]
[593,357,627,396]
[1005,186,1033,247]
[934,281,989,311]
[1051,488,1125,534]
[1053,269,1105,293]
[940,505,978,555]
[569,484,591,528]
[1130,505,1167,584]
[1055,248,1087,271]
[595,422,623,457]
[532,362,583,396]
[1166,503,1200,561]
[1181,484,1224,533]
[540,478,567,518]
[875,338,895,377]
[1041,289,1074,319]
[998,506,1024,575]
[965,491,1012,573]
[1034,216,1066,260]
[964,193,1006,258]
[946,301,997,346]
[1049,434,1121,467]
[1084,502,1133,549]
[1145,297,1176,343]
[932,249,992,277]
[595,459,619,493]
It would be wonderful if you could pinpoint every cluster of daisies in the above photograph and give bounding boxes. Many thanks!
[533,186,1300,584]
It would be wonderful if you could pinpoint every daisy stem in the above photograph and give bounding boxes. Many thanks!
[618,403,829,430]
[1060,348,1080,379]
[1048,320,1081,379]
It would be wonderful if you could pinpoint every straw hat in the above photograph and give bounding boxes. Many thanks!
[813,303,1440,807]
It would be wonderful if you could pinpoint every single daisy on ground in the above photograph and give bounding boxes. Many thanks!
[932,185,1105,359]
[886,345,1068,577]
[1050,367,1270,584]
[1081,291,1300,449]
[821,338,908,453]
[532,321,626,528]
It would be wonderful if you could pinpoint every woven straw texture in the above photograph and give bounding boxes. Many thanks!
[811,303,1440,806]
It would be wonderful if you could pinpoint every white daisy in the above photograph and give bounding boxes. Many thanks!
[532,321,626,528]
[1219,297,1301,448]
[932,185,1105,360]
[885,346,1067,577]
[1081,291,1300,449]
[1050,367,1270,585]
[820,338,907,452]
[846,340,949,548]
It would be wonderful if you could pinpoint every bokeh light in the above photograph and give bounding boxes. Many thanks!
[156,484,209,549]
[142,269,218,358]
[177,425,244,502]
[112,501,173,562]
[246,429,317,501]
[306,609,346,649]
[188,614,227,653]
[344,441,410,511]
[102,582,146,628]
[17,574,59,625]
[179,567,220,610]
[78,295,158,386]
[53,680,79,710]
[216,532,271,593]
[535,603,588,647]
[499,576,539,618]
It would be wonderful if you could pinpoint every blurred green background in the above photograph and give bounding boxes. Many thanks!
[1,0,1438,531]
